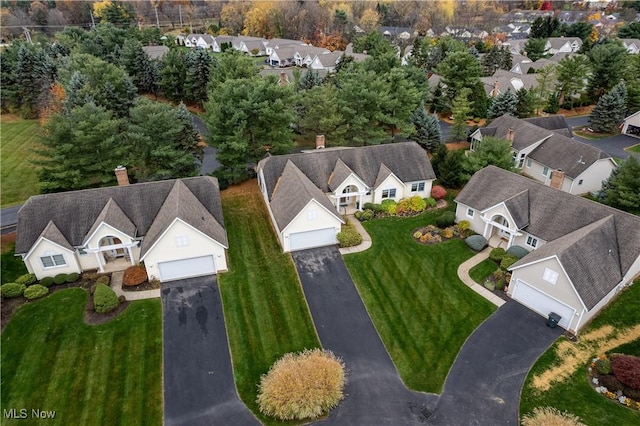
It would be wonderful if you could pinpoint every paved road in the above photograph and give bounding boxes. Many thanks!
[573,133,640,160]
[426,301,562,425]
[191,114,222,175]
[292,247,435,425]
[1,205,20,234]
[162,276,259,426]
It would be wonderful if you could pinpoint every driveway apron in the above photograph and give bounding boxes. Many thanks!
[426,301,562,425]
[162,276,259,426]
[292,247,435,425]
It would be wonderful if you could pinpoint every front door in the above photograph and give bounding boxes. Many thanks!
[498,217,510,239]
[107,237,125,257]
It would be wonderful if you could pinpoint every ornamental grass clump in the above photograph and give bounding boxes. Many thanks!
[521,407,586,426]
[257,349,346,421]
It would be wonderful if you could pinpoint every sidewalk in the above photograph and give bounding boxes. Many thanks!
[111,271,160,301]
[457,248,506,307]
[339,215,372,255]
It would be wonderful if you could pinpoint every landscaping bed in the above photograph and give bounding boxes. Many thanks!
[588,353,640,411]
[121,265,160,292]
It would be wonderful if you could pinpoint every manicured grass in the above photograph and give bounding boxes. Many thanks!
[218,184,320,425]
[0,116,42,206]
[520,280,640,425]
[627,144,640,154]
[469,258,497,284]
[343,206,496,393]
[1,241,28,284]
[1,289,163,425]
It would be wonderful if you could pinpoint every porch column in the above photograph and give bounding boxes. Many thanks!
[127,246,135,265]
[483,221,490,239]
[358,194,363,211]
[507,232,515,249]
[95,252,104,272]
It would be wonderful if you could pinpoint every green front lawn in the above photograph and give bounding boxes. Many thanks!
[520,280,640,425]
[219,184,320,425]
[469,258,497,284]
[344,207,496,393]
[1,289,162,425]
[0,116,42,206]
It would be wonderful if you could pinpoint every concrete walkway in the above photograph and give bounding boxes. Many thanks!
[338,215,372,255]
[457,248,506,307]
[110,271,160,300]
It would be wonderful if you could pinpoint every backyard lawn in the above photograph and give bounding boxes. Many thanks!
[344,205,496,393]
[1,240,28,284]
[1,289,163,425]
[0,115,42,206]
[218,182,320,425]
[520,280,640,425]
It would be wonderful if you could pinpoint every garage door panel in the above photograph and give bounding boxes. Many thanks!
[512,280,575,329]
[289,228,336,251]
[158,256,215,282]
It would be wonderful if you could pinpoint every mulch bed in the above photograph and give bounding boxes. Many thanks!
[122,280,160,292]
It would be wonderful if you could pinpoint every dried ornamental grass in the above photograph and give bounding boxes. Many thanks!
[257,349,346,421]
[521,407,586,426]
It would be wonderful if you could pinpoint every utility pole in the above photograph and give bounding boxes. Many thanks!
[154,5,160,29]
[89,10,95,28]
[22,27,32,44]
[179,4,183,28]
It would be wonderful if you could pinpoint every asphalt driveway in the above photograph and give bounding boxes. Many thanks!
[162,276,259,426]
[292,247,435,425]
[426,301,562,425]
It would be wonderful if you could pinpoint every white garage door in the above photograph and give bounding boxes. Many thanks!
[512,279,575,329]
[289,228,336,251]
[158,256,215,282]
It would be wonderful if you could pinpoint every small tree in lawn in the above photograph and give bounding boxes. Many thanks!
[599,156,640,215]
[464,136,514,180]
[410,102,442,153]
[487,90,517,119]
[589,82,627,133]
[450,88,472,142]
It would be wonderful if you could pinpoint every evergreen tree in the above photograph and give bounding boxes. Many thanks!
[297,84,346,145]
[589,82,628,133]
[159,48,187,102]
[515,88,535,118]
[600,156,640,215]
[185,49,213,107]
[431,144,464,188]
[120,38,158,95]
[524,38,547,61]
[482,46,512,76]
[175,102,203,161]
[208,50,259,91]
[487,90,517,119]
[297,69,323,91]
[464,136,515,179]
[587,42,628,98]
[450,88,472,142]
[410,102,442,153]
[555,54,591,108]
[437,50,482,102]
[14,43,56,118]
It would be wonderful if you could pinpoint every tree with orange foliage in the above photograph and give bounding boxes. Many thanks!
[39,83,66,126]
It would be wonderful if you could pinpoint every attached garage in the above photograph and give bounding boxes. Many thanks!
[289,228,337,251]
[511,279,575,329]
[157,255,216,282]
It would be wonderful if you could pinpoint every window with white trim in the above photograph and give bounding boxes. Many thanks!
[543,267,558,285]
[526,235,538,248]
[526,158,532,168]
[542,166,549,177]
[382,188,396,199]
[467,208,475,218]
[411,182,425,192]
[175,235,190,247]
[40,252,66,268]
[578,179,583,185]
[307,209,318,220]
[518,153,526,168]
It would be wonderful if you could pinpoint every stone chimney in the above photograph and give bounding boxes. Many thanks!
[550,169,565,189]
[490,80,500,98]
[278,71,288,87]
[115,166,130,186]
[506,128,515,143]
[316,134,325,149]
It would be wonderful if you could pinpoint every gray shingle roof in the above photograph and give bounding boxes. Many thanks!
[455,166,640,279]
[258,142,435,201]
[82,198,136,246]
[36,221,73,252]
[523,115,573,137]
[269,161,342,231]
[503,190,529,228]
[510,215,622,310]
[328,158,355,192]
[16,177,225,254]
[482,114,553,151]
[527,134,611,178]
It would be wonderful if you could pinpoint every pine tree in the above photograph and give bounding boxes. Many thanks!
[410,102,442,153]
[450,88,472,142]
[297,69,323,91]
[589,82,628,133]
[487,90,518,119]
[515,88,535,118]
[464,136,515,179]
[185,49,213,107]
[159,48,187,102]
[600,156,640,215]
[120,38,158,95]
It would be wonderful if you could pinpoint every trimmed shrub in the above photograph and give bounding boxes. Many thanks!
[380,199,397,214]
[396,196,427,215]
[53,273,67,285]
[337,225,362,248]
[457,220,470,232]
[363,203,383,212]
[413,231,423,239]
[595,358,612,375]
[424,197,437,208]
[492,269,506,290]
[489,248,507,262]
[82,272,101,281]
[597,373,623,391]
[257,349,346,420]
[24,284,49,300]
[624,385,640,400]
[506,245,529,259]
[442,228,454,239]
[465,235,488,252]
[500,254,519,271]
[611,354,640,390]
[354,209,374,221]
[431,185,447,200]
[118,295,126,303]
[39,276,55,287]
[123,265,148,286]
[484,280,495,291]
[521,407,585,426]
[1,283,26,298]
[65,272,80,283]
[15,273,37,286]
[96,275,110,286]
[93,283,120,314]
[435,211,455,228]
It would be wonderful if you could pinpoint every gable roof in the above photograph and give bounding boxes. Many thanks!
[523,115,573,137]
[511,215,622,310]
[328,158,355,192]
[35,221,73,252]
[16,177,225,254]
[269,161,342,231]
[481,114,553,151]
[456,166,640,278]
[142,45,169,60]
[258,142,435,201]
[503,190,529,228]
[83,198,136,245]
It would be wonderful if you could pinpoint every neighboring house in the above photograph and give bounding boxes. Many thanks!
[264,38,304,56]
[510,58,555,75]
[259,67,329,84]
[257,142,436,252]
[455,166,640,333]
[470,114,616,194]
[142,45,169,60]
[213,35,235,52]
[545,37,582,54]
[15,171,228,282]
[480,69,539,97]
[239,39,267,56]
[295,46,330,66]
[622,110,640,136]
[621,39,640,54]
[268,46,298,67]
[309,51,343,72]
[184,34,215,49]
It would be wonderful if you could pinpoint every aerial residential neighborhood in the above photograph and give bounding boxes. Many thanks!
[1,1,640,425]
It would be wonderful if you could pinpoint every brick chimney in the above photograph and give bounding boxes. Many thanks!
[278,71,288,87]
[316,134,325,149]
[506,128,515,143]
[115,166,130,186]
[550,169,565,189]
[490,80,500,98]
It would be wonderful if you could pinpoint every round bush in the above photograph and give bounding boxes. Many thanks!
[500,254,519,270]
[53,273,67,285]
[489,247,507,262]
[595,358,611,375]
[597,373,623,391]
[396,196,427,215]
[521,407,585,426]
[24,284,49,300]
[506,245,530,259]
[424,197,437,208]
[465,235,488,252]
[435,211,455,228]
[1,282,26,298]
[93,283,120,314]
[431,185,447,200]
[457,220,470,232]
[65,272,80,283]
[337,225,362,248]
[257,349,346,421]
[96,275,110,286]
[39,276,55,287]
[611,354,640,390]
[15,273,37,286]
[380,199,397,214]
[123,265,148,286]
[360,209,374,221]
